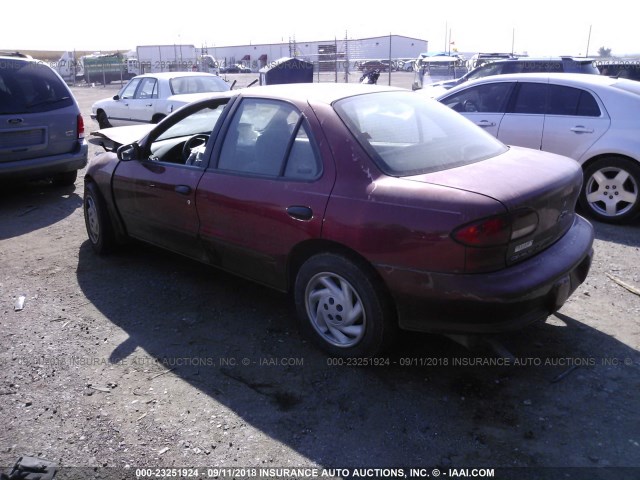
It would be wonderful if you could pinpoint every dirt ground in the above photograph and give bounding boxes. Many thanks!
[1,73,639,480]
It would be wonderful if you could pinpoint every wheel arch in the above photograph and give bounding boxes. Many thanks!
[83,175,129,244]
[581,153,640,173]
[151,113,166,124]
[286,239,396,311]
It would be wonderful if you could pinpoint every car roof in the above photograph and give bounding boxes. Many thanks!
[438,72,640,97]
[134,72,221,80]
[237,83,404,104]
[488,56,595,64]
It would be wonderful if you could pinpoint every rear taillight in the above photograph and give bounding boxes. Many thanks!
[453,215,511,247]
[452,209,539,247]
[77,114,85,140]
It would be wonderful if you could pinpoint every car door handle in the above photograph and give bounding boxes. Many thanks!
[570,126,594,133]
[287,205,313,221]
[174,185,191,195]
[476,120,495,127]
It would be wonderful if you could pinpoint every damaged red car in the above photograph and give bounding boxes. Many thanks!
[84,84,594,357]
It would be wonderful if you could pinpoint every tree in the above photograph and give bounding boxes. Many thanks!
[598,47,612,57]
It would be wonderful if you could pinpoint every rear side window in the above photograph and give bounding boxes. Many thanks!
[0,60,73,114]
[547,85,601,116]
[217,98,321,179]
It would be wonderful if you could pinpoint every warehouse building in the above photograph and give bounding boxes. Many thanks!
[204,34,428,71]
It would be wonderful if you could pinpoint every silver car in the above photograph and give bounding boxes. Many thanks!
[437,73,640,224]
[0,52,87,185]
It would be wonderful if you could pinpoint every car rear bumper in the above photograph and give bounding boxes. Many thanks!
[377,215,595,334]
[0,141,88,180]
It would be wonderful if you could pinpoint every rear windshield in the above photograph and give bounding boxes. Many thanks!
[564,61,600,74]
[0,59,73,114]
[169,75,230,95]
[333,91,508,176]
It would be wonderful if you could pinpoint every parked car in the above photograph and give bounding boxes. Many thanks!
[357,60,388,72]
[437,73,640,223]
[220,64,252,73]
[421,56,599,95]
[597,60,640,81]
[84,84,594,357]
[0,52,87,185]
[90,72,230,128]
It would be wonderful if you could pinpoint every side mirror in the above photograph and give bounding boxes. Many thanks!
[113,94,120,100]
[117,143,139,161]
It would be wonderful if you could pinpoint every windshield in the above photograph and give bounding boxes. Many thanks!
[0,60,73,114]
[169,75,230,95]
[334,91,507,176]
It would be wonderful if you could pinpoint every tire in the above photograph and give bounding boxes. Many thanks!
[84,182,114,254]
[97,110,111,129]
[52,170,77,186]
[294,253,396,357]
[152,114,165,124]
[580,157,640,224]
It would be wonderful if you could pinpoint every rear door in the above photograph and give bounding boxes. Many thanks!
[497,81,547,149]
[541,84,610,159]
[196,97,336,290]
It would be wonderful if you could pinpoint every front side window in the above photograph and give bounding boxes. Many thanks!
[120,78,141,99]
[441,83,513,113]
[335,91,507,176]
[147,101,228,165]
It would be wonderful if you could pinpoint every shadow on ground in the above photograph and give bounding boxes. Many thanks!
[76,241,640,471]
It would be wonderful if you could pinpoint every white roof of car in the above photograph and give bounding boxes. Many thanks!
[134,72,219,79]
[438,72,640,98]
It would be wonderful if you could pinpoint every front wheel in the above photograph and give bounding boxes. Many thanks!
[84,182,114,254]
[580,157,640,224]
[294,253,396,357]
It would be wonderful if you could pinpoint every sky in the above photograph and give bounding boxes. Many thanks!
[2,0,637,57]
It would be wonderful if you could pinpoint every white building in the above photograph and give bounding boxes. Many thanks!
[203,34,428,71]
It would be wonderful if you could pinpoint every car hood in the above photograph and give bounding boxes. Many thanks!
[88,124,155,151]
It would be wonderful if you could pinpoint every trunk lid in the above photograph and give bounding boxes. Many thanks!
[405,146,583,265]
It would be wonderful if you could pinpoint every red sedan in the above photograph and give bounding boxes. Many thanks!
[85,84,594,357]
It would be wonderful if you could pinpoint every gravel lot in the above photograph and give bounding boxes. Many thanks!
[1,72,639,480]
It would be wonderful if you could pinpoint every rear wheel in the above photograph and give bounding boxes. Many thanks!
[97,110,111,129]
[152,114,165,124]
[294,253,396,357]
[84,182,114,254]
[580,157,640,224]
